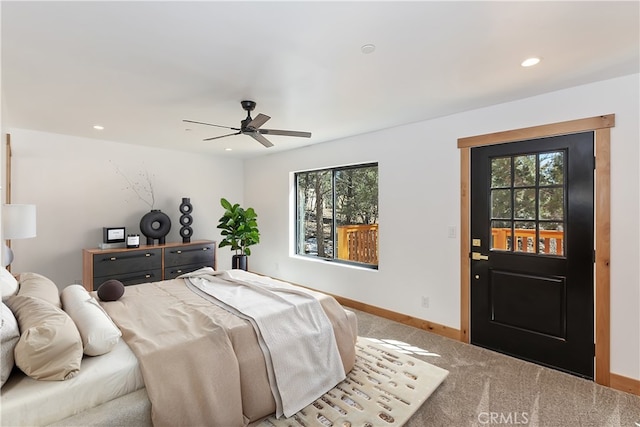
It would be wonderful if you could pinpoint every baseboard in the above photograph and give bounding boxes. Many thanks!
[610,372,640,396]
[267,273,462,341]
[333,295,461,341]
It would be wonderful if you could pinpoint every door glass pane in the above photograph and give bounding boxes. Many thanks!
[514,155,536,187]
[539,151,564,185]
[491,220,512,251]
[514,221,536,253]
[488,151,565,257]
[514,188,536,220]
[491,189,511,218]
[539,188,564,220]
[540,222,564,256]
[491,157,511,187]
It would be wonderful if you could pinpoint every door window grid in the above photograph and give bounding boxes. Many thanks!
[490,151,565,256]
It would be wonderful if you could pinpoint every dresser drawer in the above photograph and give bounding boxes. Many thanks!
[92,248,162,278]
[164,243,215,268]
[94,269,162,288]
[164,262,212,280]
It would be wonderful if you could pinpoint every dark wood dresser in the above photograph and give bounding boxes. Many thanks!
[82,240,216,291]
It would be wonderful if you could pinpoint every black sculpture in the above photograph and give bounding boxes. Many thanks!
[179,198,193,243]
[139,209,171,245]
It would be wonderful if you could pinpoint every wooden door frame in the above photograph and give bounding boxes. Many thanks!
[458,115,614,386]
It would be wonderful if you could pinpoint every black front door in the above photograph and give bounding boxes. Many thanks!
[470,132,594,379]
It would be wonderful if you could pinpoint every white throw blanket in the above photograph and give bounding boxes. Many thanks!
[180,268,346,418]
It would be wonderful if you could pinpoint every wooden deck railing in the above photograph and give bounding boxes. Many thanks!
[492,227,564,255]
[334,225,562,263]
[337,224,378,264]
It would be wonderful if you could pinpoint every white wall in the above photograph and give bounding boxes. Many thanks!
[245,74,640,380]
[8,129,243,285]
[6,75,639,381]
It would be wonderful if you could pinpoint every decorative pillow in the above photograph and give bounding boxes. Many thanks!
[16,272,61,308]
[5,295,82,380]
[97,279,125,302]
[0,266,19,300]
[1,302,20,387]
[61,284,121,356]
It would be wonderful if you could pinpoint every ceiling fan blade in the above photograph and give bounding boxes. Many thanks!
[247,113,270,129]
[184,119,240,131]
[203,131,241,141]
[248,132,274,148]
[259,129,312,138]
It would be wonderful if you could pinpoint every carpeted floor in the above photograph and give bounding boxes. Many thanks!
[353,308,640,427]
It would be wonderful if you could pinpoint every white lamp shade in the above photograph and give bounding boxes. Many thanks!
[3,204,37,240]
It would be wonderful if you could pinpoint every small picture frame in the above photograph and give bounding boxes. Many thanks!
[103,227,126,244]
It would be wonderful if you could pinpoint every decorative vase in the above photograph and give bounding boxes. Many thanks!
[232,254,248,271]
[139,209,171,245]
[179,198,193,243]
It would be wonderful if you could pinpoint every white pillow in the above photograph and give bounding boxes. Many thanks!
[0,267,18,300]
[60,284,121,356]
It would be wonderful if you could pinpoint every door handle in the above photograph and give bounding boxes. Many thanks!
[471,252,489,261]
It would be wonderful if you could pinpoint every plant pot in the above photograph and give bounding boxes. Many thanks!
[232,254,248,271]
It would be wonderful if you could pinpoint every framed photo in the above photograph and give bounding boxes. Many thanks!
[103,227,126,244]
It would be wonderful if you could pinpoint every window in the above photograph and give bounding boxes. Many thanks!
[490,151,565,256]
[295,163,378,268]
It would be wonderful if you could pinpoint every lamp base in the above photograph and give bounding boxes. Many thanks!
[2,243,14,268]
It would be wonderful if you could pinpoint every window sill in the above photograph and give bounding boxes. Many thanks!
[291,254,378,271]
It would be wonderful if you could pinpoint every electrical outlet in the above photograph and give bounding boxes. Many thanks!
[421,296,429,308]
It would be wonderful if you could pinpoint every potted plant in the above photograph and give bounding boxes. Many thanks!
[217,198,260,270]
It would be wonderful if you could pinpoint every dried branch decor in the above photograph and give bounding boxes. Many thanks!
[113,164,156,209]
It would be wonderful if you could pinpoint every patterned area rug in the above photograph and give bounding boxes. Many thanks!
[257,337,449,427]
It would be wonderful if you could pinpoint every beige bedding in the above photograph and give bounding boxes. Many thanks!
[1,339,144,427]
[99,274,357,427]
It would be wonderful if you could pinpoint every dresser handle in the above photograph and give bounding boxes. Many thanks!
[145,253,151,257]
[176,250,182,254]
[202,247,209,251]
[110,257,117,261]
[145,274,151,278]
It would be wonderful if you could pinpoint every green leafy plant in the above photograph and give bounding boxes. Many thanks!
[217,198,260,256]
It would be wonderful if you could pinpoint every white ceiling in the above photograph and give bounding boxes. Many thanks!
[2,1,638,158]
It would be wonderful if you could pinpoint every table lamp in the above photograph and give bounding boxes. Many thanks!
[2,204,37,267]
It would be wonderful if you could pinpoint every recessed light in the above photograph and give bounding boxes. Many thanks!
[225,148,232,151]
[361,44,376,54]
[93,125,104,130]
[521,57,541,67]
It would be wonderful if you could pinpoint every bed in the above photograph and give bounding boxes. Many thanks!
[0,268,358,427]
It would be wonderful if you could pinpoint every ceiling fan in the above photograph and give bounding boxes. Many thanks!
[183,100,312,148]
